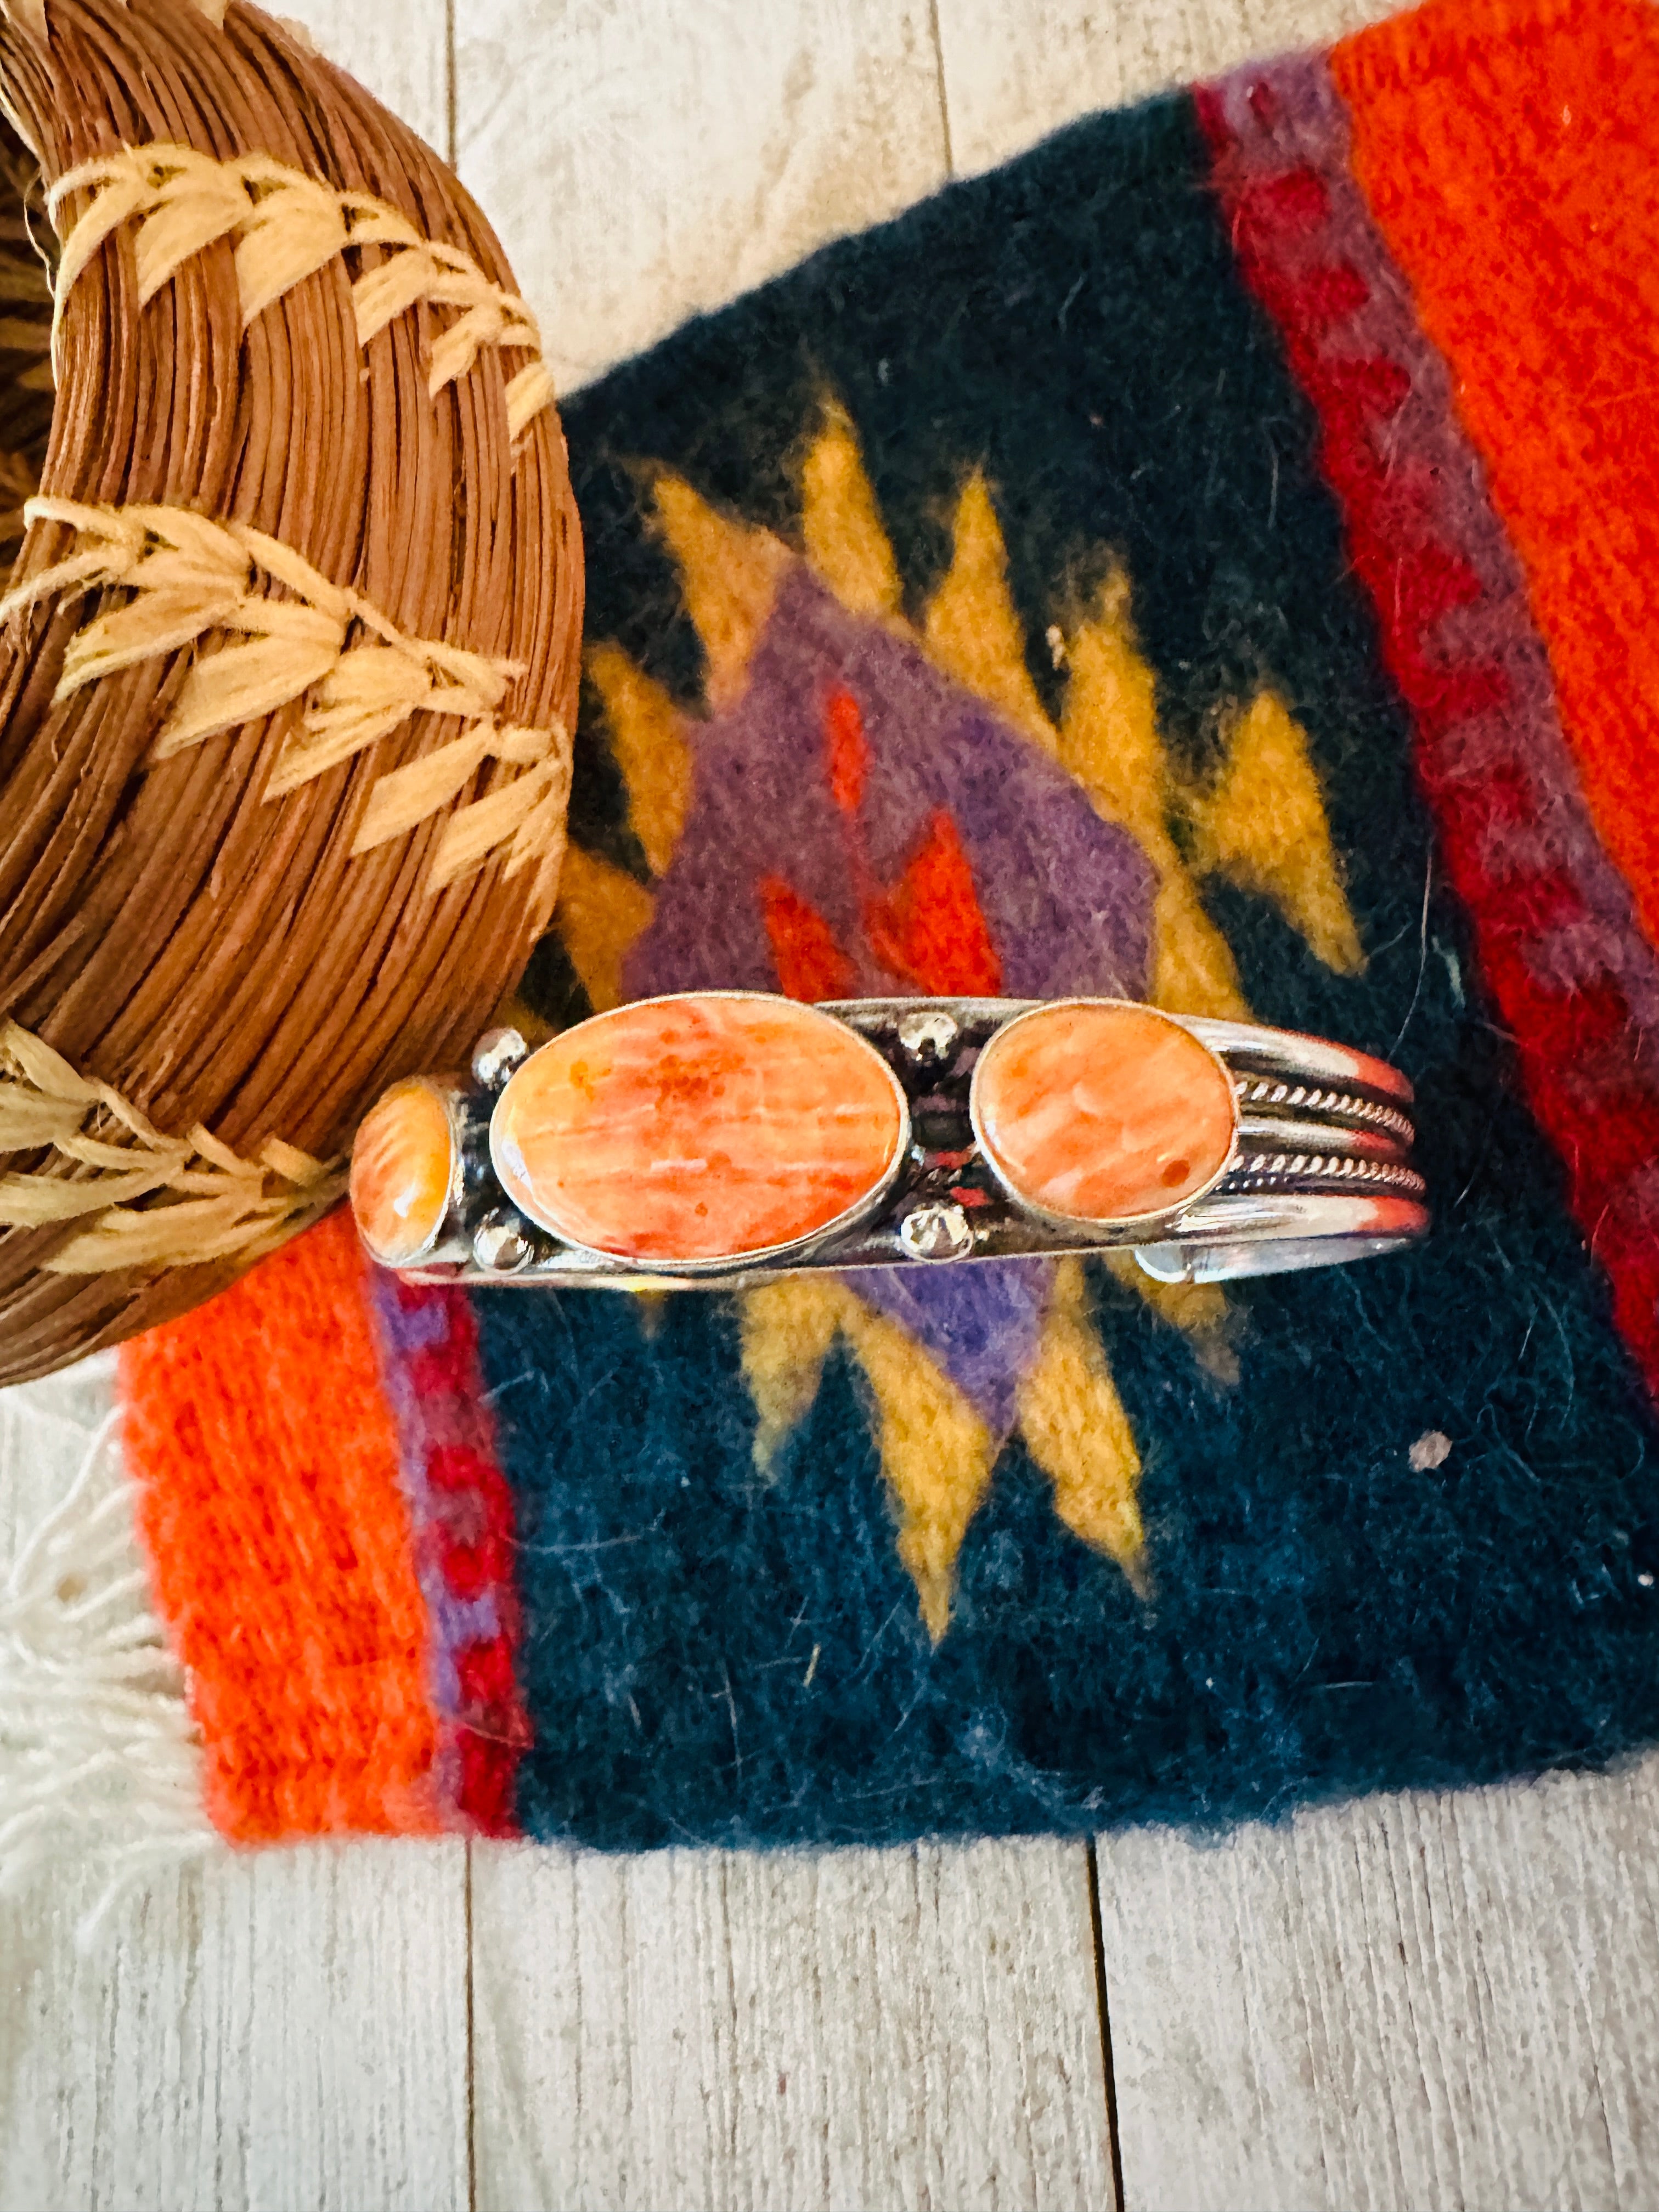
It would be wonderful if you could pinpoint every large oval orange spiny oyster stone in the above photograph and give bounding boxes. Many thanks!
[491,995,908,1265]
[350,1078,457,1264]
[972,1000,1235,1224]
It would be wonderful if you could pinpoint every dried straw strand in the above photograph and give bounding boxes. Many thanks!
[0,0,583,1381]
[47,141,558,434]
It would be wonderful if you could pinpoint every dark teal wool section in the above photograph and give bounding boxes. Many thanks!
[478,92,1659,1848]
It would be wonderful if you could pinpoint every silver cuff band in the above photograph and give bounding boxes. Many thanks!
[350,992,1426,1291]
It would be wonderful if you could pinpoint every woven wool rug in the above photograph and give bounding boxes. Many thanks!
[12,0,1659,1875]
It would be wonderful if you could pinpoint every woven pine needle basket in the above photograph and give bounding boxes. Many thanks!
[0,0,583,1385]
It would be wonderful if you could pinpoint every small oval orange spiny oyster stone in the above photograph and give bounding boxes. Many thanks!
[350,1078,456,1263]
[972,1000,1235,1223]
[492,994,907,1265]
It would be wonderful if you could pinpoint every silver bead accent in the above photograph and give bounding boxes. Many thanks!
[895,1008,959,1063]
[899,1200,975,1262]
[472,1215,534,1273]
[471,1026,528,1089]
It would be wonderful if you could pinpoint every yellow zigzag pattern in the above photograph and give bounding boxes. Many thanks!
[560,399,1364,1636]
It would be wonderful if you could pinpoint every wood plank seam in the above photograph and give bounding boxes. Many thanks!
[1087,1842,1127,2212]
[926,0,956,178]
[1375,1817,1453,2203]
[445,0,458,170]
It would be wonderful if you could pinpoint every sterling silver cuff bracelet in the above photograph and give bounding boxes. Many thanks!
[349,992,1427,1290]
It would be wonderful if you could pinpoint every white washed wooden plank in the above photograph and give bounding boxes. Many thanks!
[274,0,451,159]
[0,1351,470,2212]
[935,0,1407,179]
[221,1842,471,2212]
[471,1837,1115,2212]
[454,0,950,396]
[1097,1756,1659,2212]
[0,1841,470,2212]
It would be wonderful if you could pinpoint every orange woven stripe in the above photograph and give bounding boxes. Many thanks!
[121,1210,439,1843]
[1331,0,1659,947]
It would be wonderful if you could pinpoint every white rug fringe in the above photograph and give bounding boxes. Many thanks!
[0,1360,214,1945]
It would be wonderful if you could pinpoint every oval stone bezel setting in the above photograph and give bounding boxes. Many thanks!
[349,1075,462,1267]
[489,990,912,1274]
[968,997,1239,1230]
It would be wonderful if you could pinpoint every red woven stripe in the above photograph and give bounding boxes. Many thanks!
[1332,0,1659,951]
[1198,50,1659,1400]
[369,1276,531,1836]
